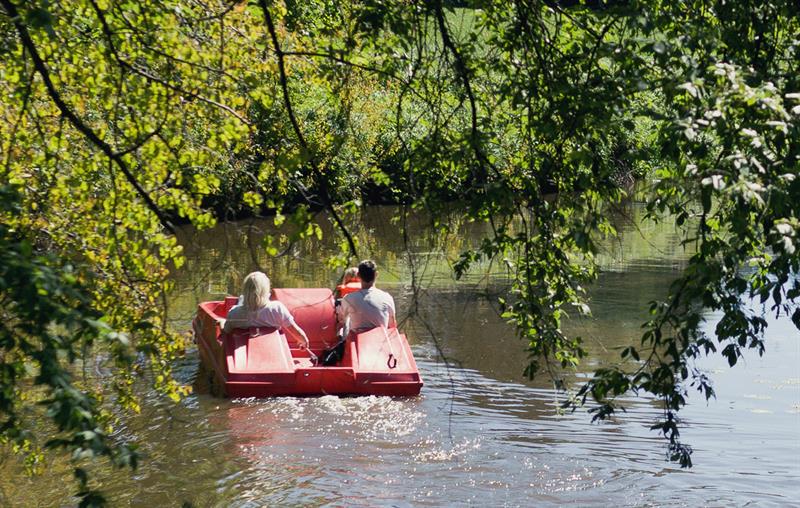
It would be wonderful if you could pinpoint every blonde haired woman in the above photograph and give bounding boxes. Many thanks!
[222,271,310,349]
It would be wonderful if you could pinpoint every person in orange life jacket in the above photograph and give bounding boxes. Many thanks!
[335,267,361,298]
[341,260,397,333]
[220,271,310,349]
[334,267,360,323]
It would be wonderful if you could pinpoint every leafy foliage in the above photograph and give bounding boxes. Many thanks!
[0,185,138,505]
[1,0,798,501]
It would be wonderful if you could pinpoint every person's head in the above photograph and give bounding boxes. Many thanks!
[242,271,271,311]
[357,259,377,286]
[343,267,360,284]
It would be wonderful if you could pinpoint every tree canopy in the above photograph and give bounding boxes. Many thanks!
[1,0,798,503]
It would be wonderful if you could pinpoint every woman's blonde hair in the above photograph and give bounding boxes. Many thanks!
[343,267,359,284]
[242,271,271,311]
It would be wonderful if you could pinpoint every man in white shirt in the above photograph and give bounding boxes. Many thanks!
[341,260,397,333]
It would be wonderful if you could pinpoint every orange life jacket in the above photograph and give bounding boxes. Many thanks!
[335,281,361,297]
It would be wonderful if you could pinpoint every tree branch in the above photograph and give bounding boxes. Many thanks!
[257,2,358,260]
[89,0,251,127]
[283,50,395,77]
[2,0,175,233]
[432,1,485,180]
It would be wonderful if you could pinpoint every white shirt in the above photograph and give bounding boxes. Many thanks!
[223,301,296,332]
[342,286,396,333]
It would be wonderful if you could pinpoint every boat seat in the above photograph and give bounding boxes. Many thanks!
[225,328,295,375]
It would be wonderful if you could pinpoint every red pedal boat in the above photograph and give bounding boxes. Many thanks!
[193,288,423,397]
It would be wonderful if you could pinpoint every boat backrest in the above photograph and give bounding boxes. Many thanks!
[225,329,294,374]
[354,327,415,373]
[271,288,338,350]
[224,295,239,314]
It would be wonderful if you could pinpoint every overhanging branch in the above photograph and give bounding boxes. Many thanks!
[258,2,359,260]
[2,0,175,234]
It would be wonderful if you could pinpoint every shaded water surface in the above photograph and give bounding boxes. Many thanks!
[2,206,798,506]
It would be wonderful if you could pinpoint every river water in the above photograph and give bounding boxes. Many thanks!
[1,205,798,506]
